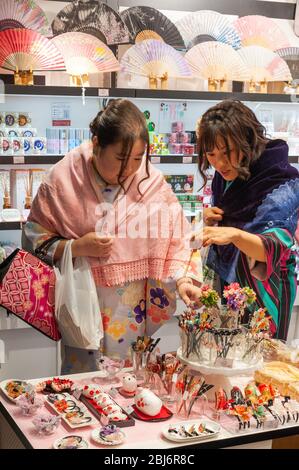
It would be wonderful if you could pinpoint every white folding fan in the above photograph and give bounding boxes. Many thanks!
[0,0,51,36]
[52,0,130,45]
[51,32,120,78]
[238,46,292,82]
[120,39,192,88]
[185,42,249,81]
[120,6,185,48]
[234,15,290,50]
[276,47,299,80]
[176,10,241,50]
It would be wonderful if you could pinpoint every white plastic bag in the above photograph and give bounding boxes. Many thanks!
[54,240,103,350]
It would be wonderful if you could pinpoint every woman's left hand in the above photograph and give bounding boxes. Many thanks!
[202,226,240,247]
[177,283,202,306]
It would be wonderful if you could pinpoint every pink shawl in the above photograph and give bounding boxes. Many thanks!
[29,142,192,286]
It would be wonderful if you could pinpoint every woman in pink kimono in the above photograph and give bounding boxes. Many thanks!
[22,99,202,373]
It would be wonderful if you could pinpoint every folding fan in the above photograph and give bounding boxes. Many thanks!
[234,15,290,50]
[51,32,120,77]
[120,39,191,87]
[0,28,65,72]
[237,46,292,82]
[276,47,299,80]
[185,42,249,81]
[52,0,130,46]
[176,10,241,50]
[120,6,185,49]
[0,0,51,36]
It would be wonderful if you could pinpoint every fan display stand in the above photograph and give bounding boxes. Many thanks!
[177,347,263,399]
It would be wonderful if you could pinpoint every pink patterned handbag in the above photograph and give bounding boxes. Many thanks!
[0,238,61,341]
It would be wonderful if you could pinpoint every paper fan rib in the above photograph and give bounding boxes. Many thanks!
[234,15,290,50]
[237,46,292,81]
[120,6,185,48]
[185,42,249,80]
[0,0,51,36]
[120,39,191,77]
[52,1,130,45]
[51,32,119,75]
[0,28,65,71]
[176,10,241,50]
[276,47,299,79]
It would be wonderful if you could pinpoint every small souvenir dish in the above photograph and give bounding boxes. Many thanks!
[36,377,74,394]
[0,379,34,403]
[53,435,88,449]
[162,420,221,443]
[95,356,125,383]
[32,414,61,435]
[91,425,125,446]
[46,393,98,429]
[15,391,43,416]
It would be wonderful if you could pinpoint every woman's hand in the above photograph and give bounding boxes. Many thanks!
[72,232,114,258]
[202,226,240,247]
[203,206,224,226]
[177,282,203,307]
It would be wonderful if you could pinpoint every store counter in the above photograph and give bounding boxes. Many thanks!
[0,371,298,450]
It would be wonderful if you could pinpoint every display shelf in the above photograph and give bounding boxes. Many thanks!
[3,84,299,103]
[0,154,297,166]
[0,221,23,230]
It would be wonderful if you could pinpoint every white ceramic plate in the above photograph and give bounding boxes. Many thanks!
[162,419,221,443]
[53,435,88,449]
[46,392,98,429]
[91,428,125,446]
[0,379,33,403]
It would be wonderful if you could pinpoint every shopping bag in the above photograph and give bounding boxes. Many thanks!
[0,237,62,341]
[54,240,103,350]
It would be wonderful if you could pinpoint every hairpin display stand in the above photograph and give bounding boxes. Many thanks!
[177,346,263,400]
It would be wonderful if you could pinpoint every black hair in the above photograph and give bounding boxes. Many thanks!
[90,98,150,193]
[197,100,269,187]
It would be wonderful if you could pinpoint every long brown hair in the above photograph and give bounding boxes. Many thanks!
[196,100,269,187]
[90,98,150,194]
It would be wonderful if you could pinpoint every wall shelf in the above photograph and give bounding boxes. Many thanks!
[3,84,299,103]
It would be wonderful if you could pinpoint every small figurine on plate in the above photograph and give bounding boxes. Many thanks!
[53,435,88,449]
[119,373,137,397]
[91,425,125,446]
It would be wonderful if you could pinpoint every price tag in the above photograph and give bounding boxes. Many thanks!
[172,373,178,384]
[98,88,109,97]
[151,156,160,164]
[72,388,82,400]
[124,405,134,415]
[109,387,118,398]
[13,156,25,164]
[183,156,192,164]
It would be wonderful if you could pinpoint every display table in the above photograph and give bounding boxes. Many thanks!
[0,371,298,449]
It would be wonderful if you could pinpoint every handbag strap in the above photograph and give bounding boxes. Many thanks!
[35,236,62,262]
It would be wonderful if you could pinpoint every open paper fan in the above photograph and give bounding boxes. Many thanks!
[120,39,191,78]
[120,6,185,49]
[51,32,119,75]
[238,46,292,82]
[0,28,65,71]
[0,0,51,36]
[176,10,241,50]
[276,47,299,80]
[185,42,249,81]
[52,0,130,45]
[234,15,290,50]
